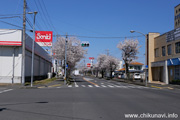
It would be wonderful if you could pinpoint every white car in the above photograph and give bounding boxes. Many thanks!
[134,73,141,79]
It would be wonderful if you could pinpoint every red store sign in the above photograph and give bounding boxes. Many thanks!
[35,31,53,46]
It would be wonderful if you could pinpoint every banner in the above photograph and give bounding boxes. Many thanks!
[35,31,53,46]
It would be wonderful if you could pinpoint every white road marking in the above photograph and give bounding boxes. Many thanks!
[68,85,72,87]
[75,85,79,87]
[107,85,114,88]
[73,78,77,86]
[56,87,61,88]
[101,85,107,87]
[118,86,128,88]
[0,89,13,94]
[95,85,100,87]
[84,77,94,81]
[88,85,93,87]
[81,85,86,87]
[114,85,121,88]
[127,86,136,88]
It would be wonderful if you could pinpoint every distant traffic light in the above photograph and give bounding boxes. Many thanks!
[81,41,89,47]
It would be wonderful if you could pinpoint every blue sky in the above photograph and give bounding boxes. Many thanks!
[0,0,180,65]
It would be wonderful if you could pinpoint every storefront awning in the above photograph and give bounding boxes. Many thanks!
[167,58,180,66]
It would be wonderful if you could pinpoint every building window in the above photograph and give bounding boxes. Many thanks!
[167,44,171,55]
[162,46,166,56]
[129,66,133,69]
[175,66,180,80]
[175,42,180,53]
[134,66,141,70]
[155,48,159,57]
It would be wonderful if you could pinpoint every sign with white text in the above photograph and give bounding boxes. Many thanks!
[35,31,53,46]
[87,63,91,67]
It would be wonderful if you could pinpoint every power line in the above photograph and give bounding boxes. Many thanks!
[53,34,144,39]
[0,20,32,31]
[0,14,23,16]
[27,0,47,30]
[0,16,21,19]
[26,17,33,29]
[41,0,58,34]
[36,0,54,31]
[26,2,44,30]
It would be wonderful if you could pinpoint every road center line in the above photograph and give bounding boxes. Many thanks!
[83,77,98,86]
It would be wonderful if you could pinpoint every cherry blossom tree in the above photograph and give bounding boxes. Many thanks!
[97,54,119,78]
[102,55,119,78]
[117,39,140,78]
[53,36,86,76]
[97,54,107,78]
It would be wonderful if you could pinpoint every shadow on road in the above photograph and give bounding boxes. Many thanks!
[0,108,7,112]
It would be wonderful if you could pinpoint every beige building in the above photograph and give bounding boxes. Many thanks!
[147,4,180,84]
[174,4,180,29]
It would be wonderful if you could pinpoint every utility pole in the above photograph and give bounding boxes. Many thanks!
[64,33,68,85]
[105,49,109,56]
[22,0,26,85]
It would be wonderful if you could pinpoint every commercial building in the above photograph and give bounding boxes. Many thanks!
[0,29,52,83]
[147,4,180,84]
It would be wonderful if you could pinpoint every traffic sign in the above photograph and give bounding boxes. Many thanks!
[89,57,94,60]
[87,63,91,67]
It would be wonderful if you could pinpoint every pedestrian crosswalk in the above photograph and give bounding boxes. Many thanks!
[62,84,150,89]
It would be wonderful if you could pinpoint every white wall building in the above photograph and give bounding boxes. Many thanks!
[0,29,52,83]
[116,60,123,70]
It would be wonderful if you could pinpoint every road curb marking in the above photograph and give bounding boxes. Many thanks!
[48,84,62,88]
[151,85,162,89]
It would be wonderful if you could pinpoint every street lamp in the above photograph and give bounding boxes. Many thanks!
[28,11,38,87]
[130,30,148,86]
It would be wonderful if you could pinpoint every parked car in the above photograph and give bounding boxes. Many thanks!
[134,73,141,79]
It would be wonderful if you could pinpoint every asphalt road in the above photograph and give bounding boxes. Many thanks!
[0,76,180,120]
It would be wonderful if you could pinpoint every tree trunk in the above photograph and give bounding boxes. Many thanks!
[96,69,98,77]
[125,62,129,79]
[101,70,104,78]
[110,68,113,79]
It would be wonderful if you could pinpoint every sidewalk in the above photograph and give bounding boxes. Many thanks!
[111,78,180,90]
[0,83,22,89]
[0,77,65,89]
